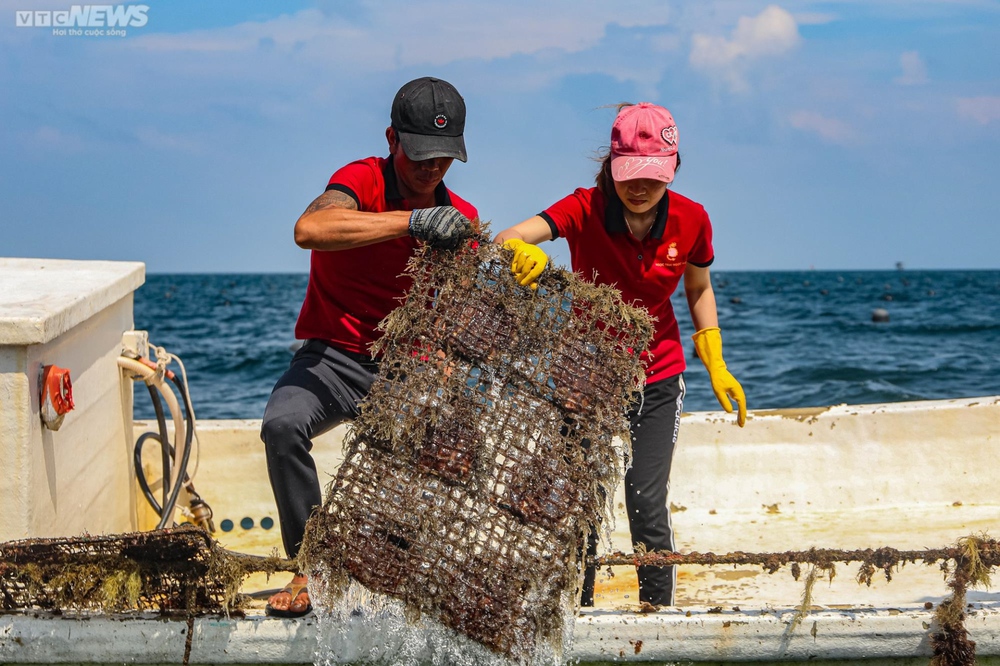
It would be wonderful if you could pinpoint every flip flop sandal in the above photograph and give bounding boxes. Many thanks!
[265,580,313,618]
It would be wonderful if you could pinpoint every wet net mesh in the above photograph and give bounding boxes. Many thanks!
[0,525,253,614]
[300,235,654,661]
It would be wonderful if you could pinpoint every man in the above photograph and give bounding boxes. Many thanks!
[261,77,478,617]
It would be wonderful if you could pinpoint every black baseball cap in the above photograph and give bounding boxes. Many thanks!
[391,77,467,163]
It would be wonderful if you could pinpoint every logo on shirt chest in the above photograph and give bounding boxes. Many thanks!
[654,242,686,269]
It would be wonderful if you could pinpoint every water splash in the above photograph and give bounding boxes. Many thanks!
[312,580,573,666]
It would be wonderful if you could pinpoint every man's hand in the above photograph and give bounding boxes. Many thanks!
[503,239,548,290]
[408,206,473,250]
[692,327,747,427]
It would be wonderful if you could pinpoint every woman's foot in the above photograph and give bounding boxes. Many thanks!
[265,573,312,618]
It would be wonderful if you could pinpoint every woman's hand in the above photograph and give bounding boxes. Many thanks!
[692,327,747,426]
[503,239,548,290]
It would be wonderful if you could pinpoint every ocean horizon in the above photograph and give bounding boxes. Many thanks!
[133,269,1000,421]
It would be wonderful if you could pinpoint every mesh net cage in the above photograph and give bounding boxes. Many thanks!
[301,235,654,662]
[0,525,252,614]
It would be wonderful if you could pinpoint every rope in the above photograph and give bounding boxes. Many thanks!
[592,539,1000,582]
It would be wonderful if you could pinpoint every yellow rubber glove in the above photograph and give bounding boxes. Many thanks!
[692,327,747,427]
[503,238,548,290]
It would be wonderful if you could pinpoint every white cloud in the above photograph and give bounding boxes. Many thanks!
[792,12,838,26]
[894,51,928,86]
[134,127,204,153]
[956,96,1000,125]
[21,126,86,153]
[689,5,801,92]
[649,33,682,53]
[788,110,859,145]
[111,2,689,103]
[127,2,670,68]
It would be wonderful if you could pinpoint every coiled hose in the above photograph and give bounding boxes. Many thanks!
[119,353,214,532]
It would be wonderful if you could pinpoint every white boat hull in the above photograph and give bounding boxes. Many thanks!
[4,604,1000,664]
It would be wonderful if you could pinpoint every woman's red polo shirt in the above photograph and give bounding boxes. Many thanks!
[294,155,478,356]
[540,187,713,384]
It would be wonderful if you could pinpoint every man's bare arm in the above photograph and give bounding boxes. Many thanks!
[294,189,411,251]
[301,189,357,217]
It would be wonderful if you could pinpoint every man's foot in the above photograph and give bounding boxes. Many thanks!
[265,573,313,618]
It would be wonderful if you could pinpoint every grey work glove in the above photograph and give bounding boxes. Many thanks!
[408,206,473,250]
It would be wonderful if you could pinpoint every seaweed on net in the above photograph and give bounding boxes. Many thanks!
[0,525,292,615]
[300,233,654,662]
[931,534,996,666]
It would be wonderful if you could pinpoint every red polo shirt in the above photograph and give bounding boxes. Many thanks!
[540,187,714,384]
[294,155,478,356]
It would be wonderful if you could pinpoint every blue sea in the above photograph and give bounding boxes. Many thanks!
[133,270,1000,421]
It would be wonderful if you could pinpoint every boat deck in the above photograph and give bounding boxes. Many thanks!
[4,397,998,663]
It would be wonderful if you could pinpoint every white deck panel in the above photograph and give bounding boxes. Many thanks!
[0,257,144,345]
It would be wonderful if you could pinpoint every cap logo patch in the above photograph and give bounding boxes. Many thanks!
[434,114,448,130]
[661,125,677,146]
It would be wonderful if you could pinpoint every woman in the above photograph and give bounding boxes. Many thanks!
[495,102,746,607]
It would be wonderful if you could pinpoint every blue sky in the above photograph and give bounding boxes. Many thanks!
[2,1,999,273]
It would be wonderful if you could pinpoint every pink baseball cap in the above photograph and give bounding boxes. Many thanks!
[610,102,679,183]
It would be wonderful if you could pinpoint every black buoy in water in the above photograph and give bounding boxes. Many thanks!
[872,308,890,323]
